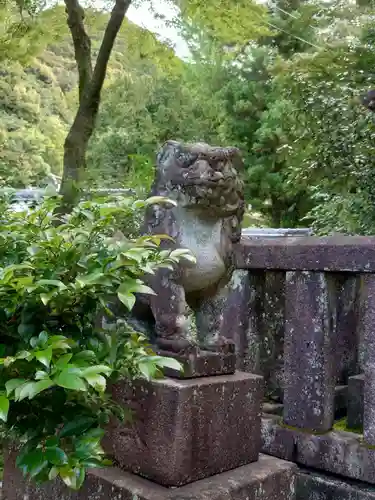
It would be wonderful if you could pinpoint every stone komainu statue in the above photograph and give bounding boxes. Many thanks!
[131,140,245,352]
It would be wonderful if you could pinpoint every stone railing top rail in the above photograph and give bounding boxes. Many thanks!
[235,235,375,272]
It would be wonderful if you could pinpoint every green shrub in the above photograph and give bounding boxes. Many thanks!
[0,192,192,489]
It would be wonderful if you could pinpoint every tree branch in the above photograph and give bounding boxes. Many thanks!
[89,0,132,104]
[64,0,93,103]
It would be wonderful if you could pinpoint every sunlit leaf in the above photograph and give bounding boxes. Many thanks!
[34,347,53,368]
[60,466,86,490]
[81,365,112,376]
[152,356,183,371]
[16,379,54,401]
[0,395,10,422]
[45,446,68,466]
[54,369,86,391]
[117,291,136,310]
[21,449,49,478]
[35,279,67,290]
[83,373,106,392]
[5,378,27,396]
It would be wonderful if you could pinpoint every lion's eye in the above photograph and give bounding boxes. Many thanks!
[177,152,199,168]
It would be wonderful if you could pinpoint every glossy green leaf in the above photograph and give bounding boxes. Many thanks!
[81,365,112,376]
[3,356,16,367]
[0,395,10,422]
[54,369,86,391]
[34,347,53,368]
[82,428,105,440]
[15,350,32,360]
[48,467,59,480]
[76,272,111,287]
[60,466,86,490]
[81,458,105,468]
[35,279,67,290]
[16,379,54,401]
[117,291,136,310]
[48,336,73,350]
[54,354,72,368]
[37,331,49,347]
[59,416,95,438]
[5,378,27,396]
[71,350,97,366]
[138,361,156,380]
[22,449,49,478]
[83,373,106,392]
[118,280,156,296]
[40,291,55,305]
[153,356,183,371]
[45,447,68,466]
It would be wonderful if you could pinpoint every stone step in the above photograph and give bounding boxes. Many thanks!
[3,454,297,500]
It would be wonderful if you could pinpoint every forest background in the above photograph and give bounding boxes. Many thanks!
[1,0,375,234]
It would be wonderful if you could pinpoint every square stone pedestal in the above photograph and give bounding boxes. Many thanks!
[3,453,297,500]
[105,371,263,486]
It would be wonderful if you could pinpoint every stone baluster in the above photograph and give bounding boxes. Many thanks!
[283,271,336,432]
[360,274,375,445]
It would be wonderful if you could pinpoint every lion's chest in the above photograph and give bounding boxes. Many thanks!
[176,211,226,293]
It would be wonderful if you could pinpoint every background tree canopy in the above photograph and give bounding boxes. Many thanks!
[1,0,375,232]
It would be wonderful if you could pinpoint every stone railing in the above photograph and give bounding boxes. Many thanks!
[234,235,375,495]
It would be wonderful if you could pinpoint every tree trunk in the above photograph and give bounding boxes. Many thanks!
[60,0,132,209]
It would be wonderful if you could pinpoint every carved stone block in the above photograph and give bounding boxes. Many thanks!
[106,371,263,487]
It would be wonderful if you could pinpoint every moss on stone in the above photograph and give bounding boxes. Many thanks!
[333,417,362,435]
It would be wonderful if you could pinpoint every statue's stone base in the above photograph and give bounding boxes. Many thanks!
[157,347,236,379]
[105,371,263,486]
[3,453,297,500]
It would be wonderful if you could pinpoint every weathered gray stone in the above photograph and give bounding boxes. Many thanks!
[261,415,375,485]
[258,271,285,402]
[360,275,375,446]
[240,270,265,375]
[297,469,375,500]
[263,385,348,419]
[225,269,286,401]
[106,372,263,487]
[124,140,245,352]
[348,374,364,430]
[333,274,360,384]
[235,236,375,272]
[221,269,259,372]
[226,267,359,404]
[335,385,348,418]
[283,271,335,432]
[3,453,297,500]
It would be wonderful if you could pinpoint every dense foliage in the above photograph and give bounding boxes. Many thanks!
[0,192,191,488]
[1,0,375,228]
